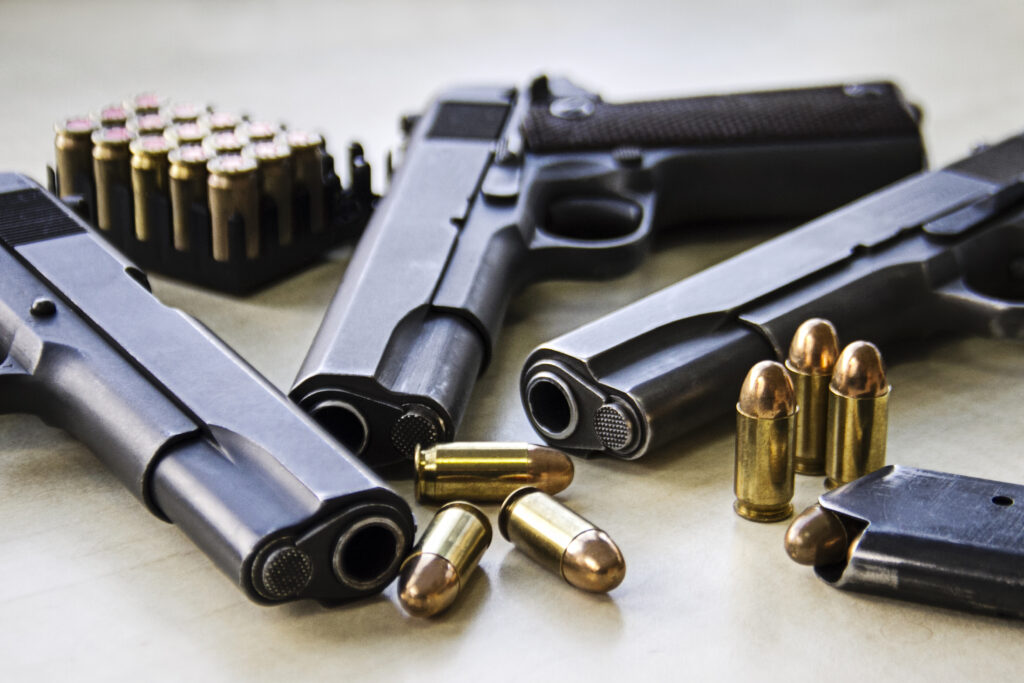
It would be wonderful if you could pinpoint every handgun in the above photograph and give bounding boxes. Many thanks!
[520,132,1024,459]
[0,174,414,604]
[290,75,926,468]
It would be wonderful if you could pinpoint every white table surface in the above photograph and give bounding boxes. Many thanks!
[1,1,1023,680]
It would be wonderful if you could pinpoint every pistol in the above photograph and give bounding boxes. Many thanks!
[290,75,925,468]
[0,174,414,604]
[520,133,1024,459]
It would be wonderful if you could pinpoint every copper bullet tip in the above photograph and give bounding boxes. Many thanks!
[527,444,575,494]
[831,341,888,398]
[561,529,626,593]
[786,318,839,375]
[397,553,460,618]
[784,504,850,566]
[737,360,796,419]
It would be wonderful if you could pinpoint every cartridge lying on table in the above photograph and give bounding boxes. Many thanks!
[499,488,625,593]
[785,465,1024,619]
[0,175,413,605]
[398,502,491,618]
[415,442,574,504]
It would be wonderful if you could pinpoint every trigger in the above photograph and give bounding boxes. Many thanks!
[543,197,643,241]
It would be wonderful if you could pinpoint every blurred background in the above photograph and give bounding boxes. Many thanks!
[1,0,1022,680]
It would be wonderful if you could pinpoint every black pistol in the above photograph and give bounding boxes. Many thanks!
[520,133,1024,459]
[0,174,413,604]
[290,75,925,468]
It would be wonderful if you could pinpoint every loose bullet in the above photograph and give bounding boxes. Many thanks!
[825,341,889,489]
[415,442,574,504]
[785,319,840,475]
[784,504,852,566]
[499,487,625,593]
[398,502,491,618]
[734,360,797,522]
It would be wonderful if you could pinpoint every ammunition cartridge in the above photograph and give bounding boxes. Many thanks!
[207,111,240,132]
[98,105,130,129]
[54,116,98,199]
[130,135,173,242]
[734,360,797,522]
[784,504,851,566]
[132,113,167,137]
[244,121,280,142]
[499,488,625,593]
[825,341,889,489]
[91,127,134,231]
[168,122,208,148]
[128,92,162,115]
[207,155,260,261]
[415,442,574,504]
[169,146,212,252]
[204,131,248,157]
[286,130,324,232]
[397,502,491,617]
[246,140,293,245]
[785,319,839,475]
[169,102,202,124]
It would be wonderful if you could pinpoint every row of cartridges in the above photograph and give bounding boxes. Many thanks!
[53,93,337,263]
[733,318,890,523]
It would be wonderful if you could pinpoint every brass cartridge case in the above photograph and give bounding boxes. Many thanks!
[169,146,211,252]
[825,342,889,489]
[91,127,134,232]
[246,140,293,246]
[499,488,625,593]
[168,122,208,148]
[397,502,491,618]
[207,155,260,261]
[132,113,167,136]
[207,111,240,132]
[415,442,574,504]
[286,130,325,232]
[204,131,248,157]
[128,92,162,115]
[54,116,98,198]
[169,102,202,124]
[734,360,797,522]
[785,318,840,475]
[130,135,173,242]
[98,104,130,129]
[243,121,280,142]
